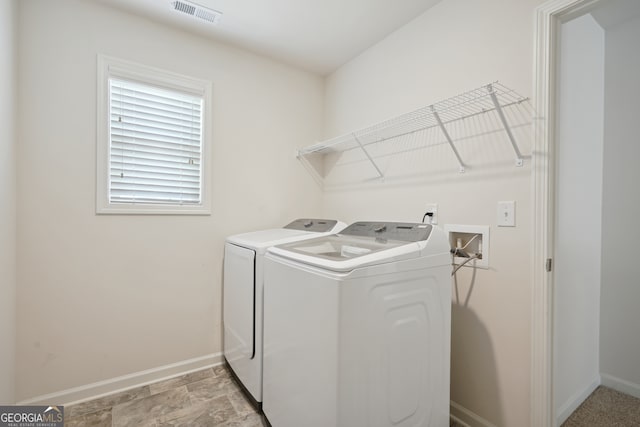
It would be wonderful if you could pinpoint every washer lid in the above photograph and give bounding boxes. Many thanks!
[273,234,406,260]
[226,219,346,251]
[227,228,316,251]
[268,222,432,272]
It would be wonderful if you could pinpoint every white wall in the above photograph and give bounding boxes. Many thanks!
[553,13,604,424]
[600,13,640,395]
[321,0,544,425]
[16,0,323,402]
[0,0,17,405]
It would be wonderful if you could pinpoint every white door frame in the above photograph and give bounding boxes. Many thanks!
[531,0,605,426]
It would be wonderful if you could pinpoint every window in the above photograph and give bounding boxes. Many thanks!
[97,55,212,214]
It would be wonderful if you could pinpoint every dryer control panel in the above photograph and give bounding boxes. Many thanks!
[284,219,339,233]
[340,222,432,242]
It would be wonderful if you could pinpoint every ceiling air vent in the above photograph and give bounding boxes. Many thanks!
[171,1,222,25]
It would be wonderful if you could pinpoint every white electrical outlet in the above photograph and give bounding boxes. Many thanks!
[497,201,516,227]
[424,203,438,225]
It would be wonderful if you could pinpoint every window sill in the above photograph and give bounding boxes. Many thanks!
[96,203,211,216]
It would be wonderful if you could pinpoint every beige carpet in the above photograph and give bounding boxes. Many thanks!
[562,386,640,426]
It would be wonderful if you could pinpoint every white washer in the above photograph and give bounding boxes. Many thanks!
[263,221,451,427]
[223,218,346,409]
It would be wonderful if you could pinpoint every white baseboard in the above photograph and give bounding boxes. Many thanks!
[556,375,600,426]
[17,352,223,406]
[450,412,472,427]
[601,373,640,400]
[450,401,497,427]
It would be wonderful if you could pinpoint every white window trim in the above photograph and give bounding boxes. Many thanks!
[96,54,213,215]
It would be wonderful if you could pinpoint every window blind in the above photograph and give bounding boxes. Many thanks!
[109,78,203,205]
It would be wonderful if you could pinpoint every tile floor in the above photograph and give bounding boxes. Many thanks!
[65,365,262,426]
[65,364,462,426]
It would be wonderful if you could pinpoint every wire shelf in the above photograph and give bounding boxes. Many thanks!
[297,82,528,177]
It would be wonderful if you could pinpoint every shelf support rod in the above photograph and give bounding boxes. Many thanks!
[487,84,523,167]
[353,134,384,179]
[431,106,465,173]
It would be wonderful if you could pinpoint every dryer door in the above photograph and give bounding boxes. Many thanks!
[223,243,257,370]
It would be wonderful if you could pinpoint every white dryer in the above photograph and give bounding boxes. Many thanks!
[262,221,451,427]
[223,218,345,409]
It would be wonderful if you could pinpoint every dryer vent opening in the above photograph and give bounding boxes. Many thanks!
[171,1,222,25]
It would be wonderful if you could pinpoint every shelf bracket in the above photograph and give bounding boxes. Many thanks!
[487,84,524,167]
[431,106,465,173]
[295,149,324,187]
[353,134,384,178]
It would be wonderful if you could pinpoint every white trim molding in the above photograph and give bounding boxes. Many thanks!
[531,5,556,426]
[531,1,606,426]
[17,353,222,406]
[556,376,600,426]
[450,401,497,427]
[601,374,640,401]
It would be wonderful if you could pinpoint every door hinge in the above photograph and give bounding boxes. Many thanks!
[546,258,553,272]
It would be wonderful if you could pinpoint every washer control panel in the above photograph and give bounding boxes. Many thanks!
[284,219,339,233]
[340,222,432,242]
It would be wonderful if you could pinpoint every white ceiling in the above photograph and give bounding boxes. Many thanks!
[92,0,443,75]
